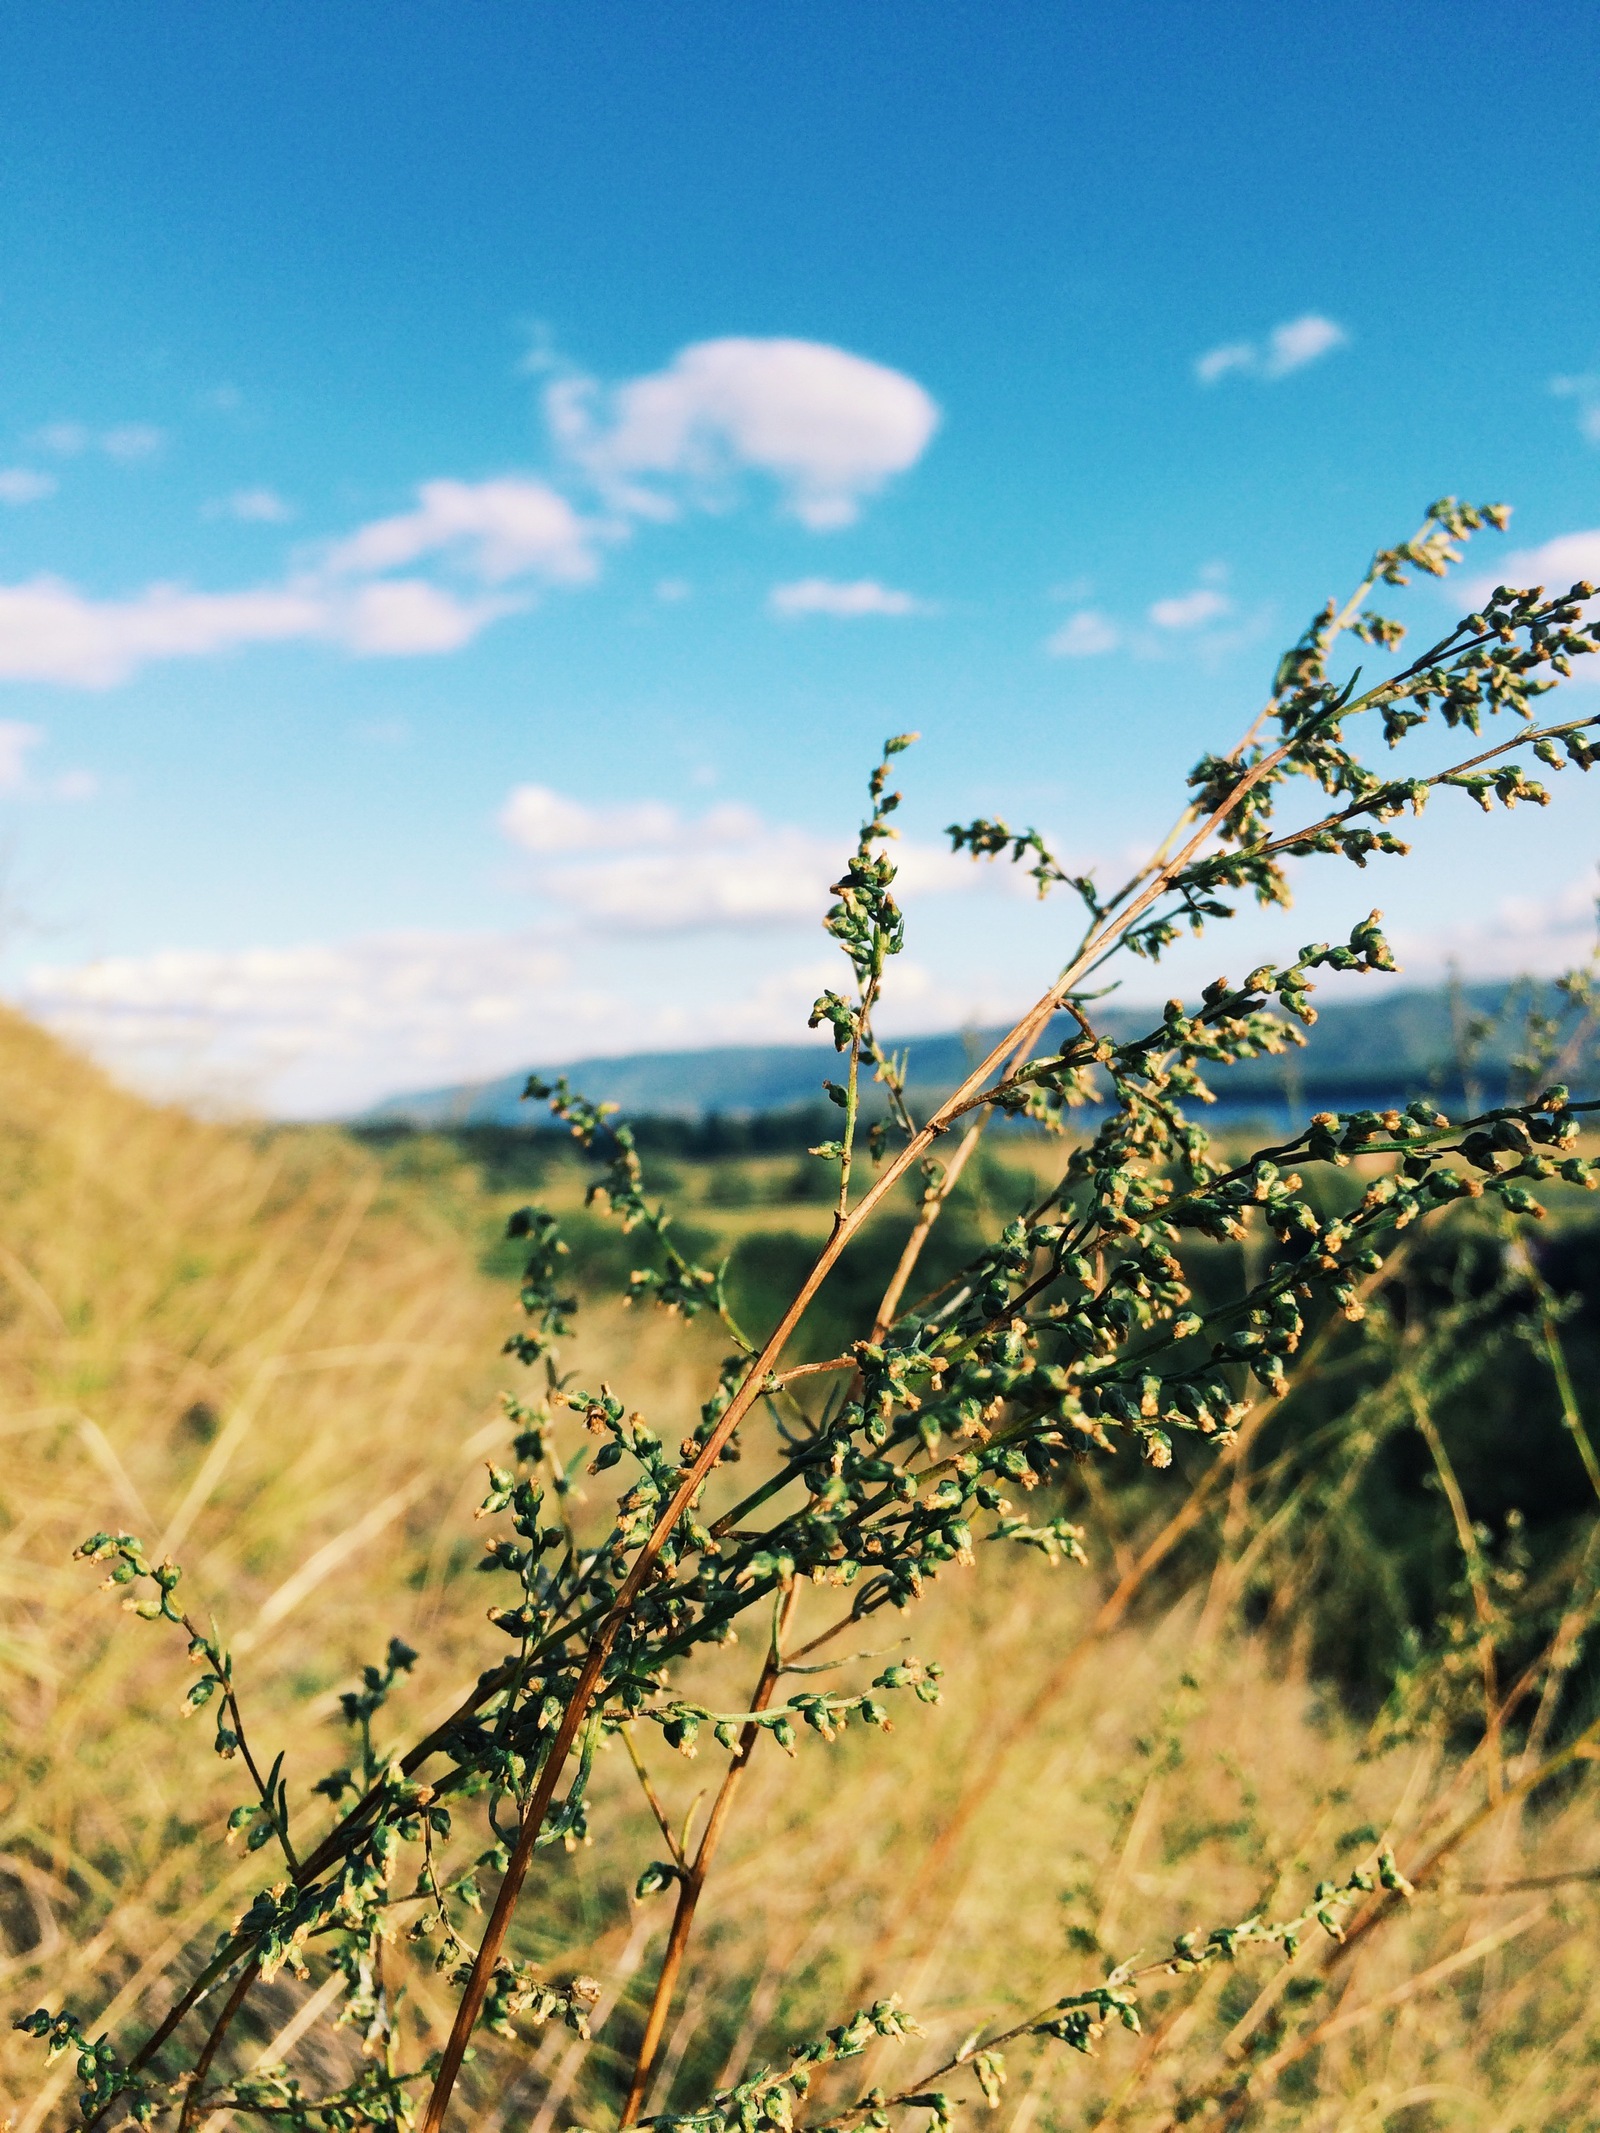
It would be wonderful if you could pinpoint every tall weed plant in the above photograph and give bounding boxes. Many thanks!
[17,502,1600,2131]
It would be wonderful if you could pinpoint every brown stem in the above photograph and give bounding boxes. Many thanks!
[619,1587,802,2126]
[871,1121,984,1342]
[176,1959,259,2133]
[1407,1380,1503,1797]
[102,1950,235,2109]
[774,1356,856,1385]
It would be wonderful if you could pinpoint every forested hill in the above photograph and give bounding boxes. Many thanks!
[362,978,1592,1129]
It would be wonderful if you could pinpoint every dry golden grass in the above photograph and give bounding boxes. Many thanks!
[0,1012,709,2123]
[2,1009,1599,2131]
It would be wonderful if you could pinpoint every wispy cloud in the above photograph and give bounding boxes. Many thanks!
[768,577,930,619]
[0,721,41,789]
[499,784,705,855]
[20,930,582,1116]
[547,336,939,530]
[0,719,95,800]
[1196,313,1349,386]
[18,794,1038,1112]
[1148,585,1232,630]
[500,780,1010,933]
[206,487,295,524]
[322,476,604,585]
[1552,373,1600,445]
[0,469,57,506]
[0,474,611,687]
[29,423,90,455]
[1047,568,1235,655]
[1045,610,1120,657]
[1460,530,1600,628]
[0,574,518,688]
[18,926,986,1118]
[29,420,166,460]
[102,423,165,463]
[501,783,839,929]
[1391,871,1600,985]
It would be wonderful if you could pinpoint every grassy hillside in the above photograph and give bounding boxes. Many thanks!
[6,1011,1600,2129]
[0,1011,702,2123]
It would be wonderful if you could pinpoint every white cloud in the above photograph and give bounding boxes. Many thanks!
[20,925,922,1116]
[1148,586,1232,630]
[1046,610,1120,657]
[16,922,1010,1118]
[548,336,939,529]
[102,423,165,463]
[0,349,925,692]
[208,487,294,524]
[1392,872,1600,985]
[1262,315,1347,377]
[0,721,41,789]
[1480,530,1600,586]
[502,784,827,927]
[769,577,928,619]
[336,579,519,655]
[0,578,326,687]
[31,423,90,456]
[0,474,605,687]
[1196,313,1349,385]
[15,784,1074,1113]
[324,476,603,586]
[1552,375,1600,445]
[0,573,513,688]
[1194,342,1257,387]
[0,469,56,506]
[499,784,697,854]
[500,781,1011,933]
[30,421,168,461]
[550,833,844,929]
[20,930,588,1116]
[1460,531,1600,626]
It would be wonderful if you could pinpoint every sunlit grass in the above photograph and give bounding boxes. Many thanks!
[4,1009,1600,2129]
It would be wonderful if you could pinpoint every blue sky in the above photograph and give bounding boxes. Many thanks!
[1,1,1599,1113]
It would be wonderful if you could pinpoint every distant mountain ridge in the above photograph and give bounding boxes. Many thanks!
[360,979,1588,1129]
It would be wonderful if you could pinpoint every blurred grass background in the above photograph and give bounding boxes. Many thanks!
[3,1007,1600,2129]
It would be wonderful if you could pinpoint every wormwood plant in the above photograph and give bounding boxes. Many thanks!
[21,500,1600,2130]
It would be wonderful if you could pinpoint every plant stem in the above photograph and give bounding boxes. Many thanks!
[619,1586,802,2126]
[1406,1381,1503,1798]
[176,1960,259,2133]
[871,1121,984,1341]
